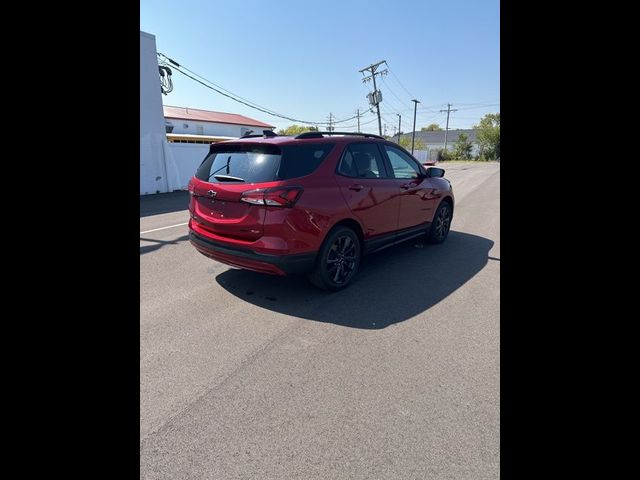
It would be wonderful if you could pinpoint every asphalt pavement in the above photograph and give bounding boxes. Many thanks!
[140,161,500,479]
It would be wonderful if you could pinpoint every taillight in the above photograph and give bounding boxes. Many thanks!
[241,186,303,207]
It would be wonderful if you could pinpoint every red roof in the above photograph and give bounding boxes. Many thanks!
[163,105,274,128]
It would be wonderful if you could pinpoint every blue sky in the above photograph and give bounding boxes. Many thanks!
[141,0,499,134]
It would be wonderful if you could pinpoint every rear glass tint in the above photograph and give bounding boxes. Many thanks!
[278,144,334,179]
[195,143,334,183]
[195,144,280,183]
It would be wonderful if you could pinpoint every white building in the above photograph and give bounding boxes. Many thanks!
[140,30,172,195]
[400,129,481,162]
[164,106,274,139]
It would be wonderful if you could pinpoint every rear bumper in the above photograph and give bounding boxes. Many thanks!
[189,230,316,276]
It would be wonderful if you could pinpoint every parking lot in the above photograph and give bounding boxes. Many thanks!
[140,161,500,479]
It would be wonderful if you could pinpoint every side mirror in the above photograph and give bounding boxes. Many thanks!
[425,166,445,178]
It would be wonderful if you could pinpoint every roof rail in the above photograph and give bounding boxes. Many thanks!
[294,131,385,140]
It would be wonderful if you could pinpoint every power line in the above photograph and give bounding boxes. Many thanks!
[354,108,376,132]
[454,100,500,106]
[455,103,500,111]
[336,116,380,130]
[385,63,416,99]
[383,103,442,126]
[378,96,408,117]
[380,75,412,111]
[159,52,366,126]
[380,104,403,124]
[418,105,446,114]
[378,106,396,123]
[158,53,266,113]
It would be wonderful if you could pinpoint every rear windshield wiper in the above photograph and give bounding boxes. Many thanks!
[208,155,234,181]
[213,174,245,182]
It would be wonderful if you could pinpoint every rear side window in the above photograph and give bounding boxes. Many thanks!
[195,143,334,183]
[278,143,335,179]
[337,143,387,178]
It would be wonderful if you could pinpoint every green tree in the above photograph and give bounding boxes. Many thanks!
[399,136,425,150]
[438,149,453,161]
[453,133,473,160]
[474,113,500,160]
[421,123,443,131]
[276,124,318,136]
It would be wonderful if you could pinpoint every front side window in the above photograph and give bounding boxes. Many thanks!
[337,143,387,178]
[384,145,422,179]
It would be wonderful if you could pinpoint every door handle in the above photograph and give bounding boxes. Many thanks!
[401,183,414,190]
[348,184,364,191]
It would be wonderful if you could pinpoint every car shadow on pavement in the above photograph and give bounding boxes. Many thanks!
[140,191,190,217]
[215,231,494,329]
[140,235,189,255]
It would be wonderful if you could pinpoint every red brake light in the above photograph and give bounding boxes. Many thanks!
[241,186,303,207]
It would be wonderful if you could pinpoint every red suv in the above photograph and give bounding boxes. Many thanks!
[188,131,454,290]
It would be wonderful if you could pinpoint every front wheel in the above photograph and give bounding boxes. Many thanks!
[307,226,361,291]
[426,201,452,244]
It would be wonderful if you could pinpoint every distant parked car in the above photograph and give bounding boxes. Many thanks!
[188,131,454,290]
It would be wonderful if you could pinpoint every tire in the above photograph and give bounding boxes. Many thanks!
[426,201,453,244]
[307,226,361,291]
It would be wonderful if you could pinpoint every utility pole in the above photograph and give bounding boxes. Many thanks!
[327,112,334,132]
[411,99,420,154]
[359,60,388,136]
[397,114,402,144]
[439,103,458,152]
[356,109,361,132]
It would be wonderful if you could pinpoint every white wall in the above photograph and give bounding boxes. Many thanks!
[422,143,481,158]
[140,31,170,195]
[411,150,430,163]
[164,143,211,190]
[167,120,270,138]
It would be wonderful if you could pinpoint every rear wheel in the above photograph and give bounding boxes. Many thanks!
[308,226,361,291]
[426,201,452,244]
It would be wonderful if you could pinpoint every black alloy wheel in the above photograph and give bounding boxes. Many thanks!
[427,202,452,244]
[308,226,361,291]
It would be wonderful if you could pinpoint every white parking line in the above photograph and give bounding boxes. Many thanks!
[140,209,189,217]
[140,222,188,234]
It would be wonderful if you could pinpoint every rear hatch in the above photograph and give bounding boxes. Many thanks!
[189,141,335,241]
[189,143,282,241]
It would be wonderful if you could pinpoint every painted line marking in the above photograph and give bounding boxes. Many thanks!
[140,222,188,234]
[140,209,189,218]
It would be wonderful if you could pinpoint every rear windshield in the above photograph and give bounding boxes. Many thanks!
[195,143,335,183]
